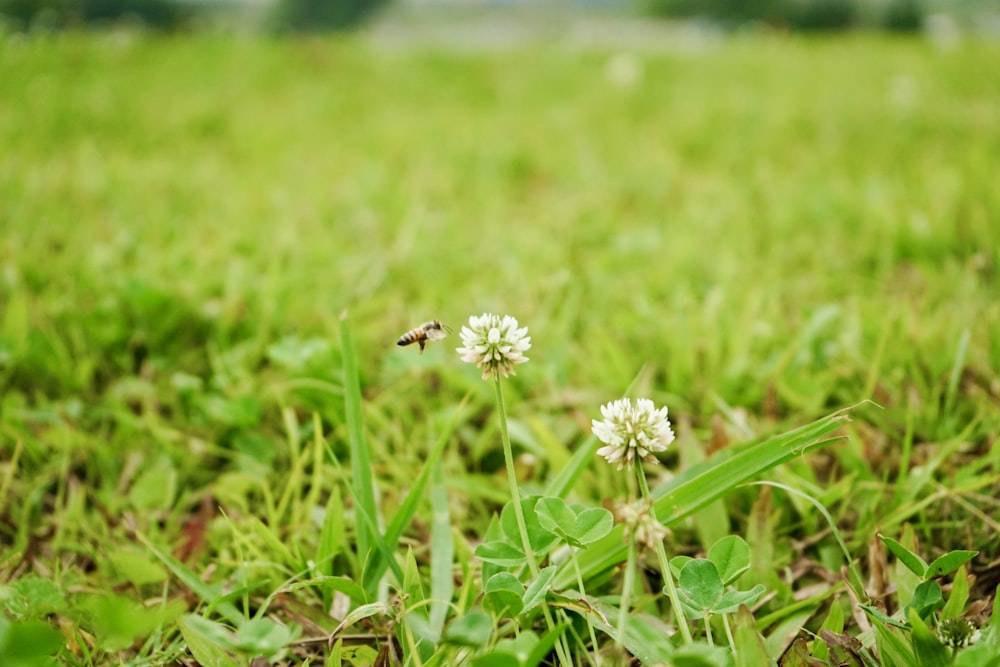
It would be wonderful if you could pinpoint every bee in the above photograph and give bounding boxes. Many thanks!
[397,320,451,352]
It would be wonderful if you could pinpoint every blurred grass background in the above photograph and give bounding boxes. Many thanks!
[1,24,999,662]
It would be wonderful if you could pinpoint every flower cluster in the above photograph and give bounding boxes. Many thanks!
[456,313,531,380]
[616,500,670,550]
[592,398,675,470]
[937,618,980,649]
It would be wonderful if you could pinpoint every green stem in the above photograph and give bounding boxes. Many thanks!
[493,376,572,666]
[617,535,638,649]
[636,469,694,644]
[494,376,539,575]
[571,550,600,665]
[722,613,736,653]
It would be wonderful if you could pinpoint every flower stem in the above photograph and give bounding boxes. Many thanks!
[617,534,637,649]
[571,552,601,662]
[493,376,572,666]
[493,376,538,575]
[636,469,693,644]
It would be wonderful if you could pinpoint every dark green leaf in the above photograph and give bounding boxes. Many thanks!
[475,541,525,567]
[904,581,944,620]
[708,535,751,585]
[926,550,977,579]
[521,566,557,614]
[679,559,725,612]
[879,534,928,579]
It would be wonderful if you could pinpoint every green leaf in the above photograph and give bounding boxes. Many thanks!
[443,610,493,647]
[484,573,524,618]
[707,535,752,585]
[879,534,929,579]
[952,642,1000,667]
[860,603,909,630]
[233,617,300,655]
[0,617,64,666]
[177,615,240,667]
[873,620,916,667]
[939,564,969,621]
[678,559,724,612]
[733,604,775,667]
[107,550,169,587]
[128,457,178,510]
[905,581,944,620]
[926,550,978,579]
[500,497,559,556]
[671,641,734,667]
[495,630,540,663]
[572,507,614,545]
[715,585,767,614]
[75,593,185,652]
[471,653,521,667]
[535,496,575,536]
[475,540,525,567]
[906,608,950,667]
[1,576,66,620]
[521,566,557,614]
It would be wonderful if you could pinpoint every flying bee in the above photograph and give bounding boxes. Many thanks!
[397,320,451,353]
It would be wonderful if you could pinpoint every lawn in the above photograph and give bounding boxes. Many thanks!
[1,30,999,665]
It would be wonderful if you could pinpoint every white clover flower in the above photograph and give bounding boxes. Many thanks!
[617,501,669,550]
[456,313,531,380]
[938,618,980,649]
[592,398,675,470]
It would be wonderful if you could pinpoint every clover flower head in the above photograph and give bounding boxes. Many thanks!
[616,500,669,550]
[456,313,531,380]
[592,398,674,470]
[938,618,980,649]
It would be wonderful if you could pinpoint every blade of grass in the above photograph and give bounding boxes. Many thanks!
[341,312,379,591]
[428,460,454,641]
[138,533,243,626]
[361,396,468,592]
[320,429,405,592]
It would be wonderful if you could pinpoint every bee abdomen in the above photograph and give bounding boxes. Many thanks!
[397,330,421,346]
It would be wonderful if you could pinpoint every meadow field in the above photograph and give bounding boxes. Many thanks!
[1,29,999,666]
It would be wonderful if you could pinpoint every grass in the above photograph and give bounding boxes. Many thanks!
[1,28,999,665]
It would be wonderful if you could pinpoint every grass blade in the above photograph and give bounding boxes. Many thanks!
[555,411,849,588]
[428,461,454,640]
[362,397,467,592]
[340,312,379,591]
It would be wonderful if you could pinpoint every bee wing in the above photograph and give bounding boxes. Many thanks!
[425,327,449,341]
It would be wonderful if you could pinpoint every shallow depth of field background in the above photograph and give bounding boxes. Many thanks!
[1,3,1000,663]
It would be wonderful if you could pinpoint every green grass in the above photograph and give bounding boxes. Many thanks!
[1,30,999,665]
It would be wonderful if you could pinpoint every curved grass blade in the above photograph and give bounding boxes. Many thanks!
[555,411,849,589]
